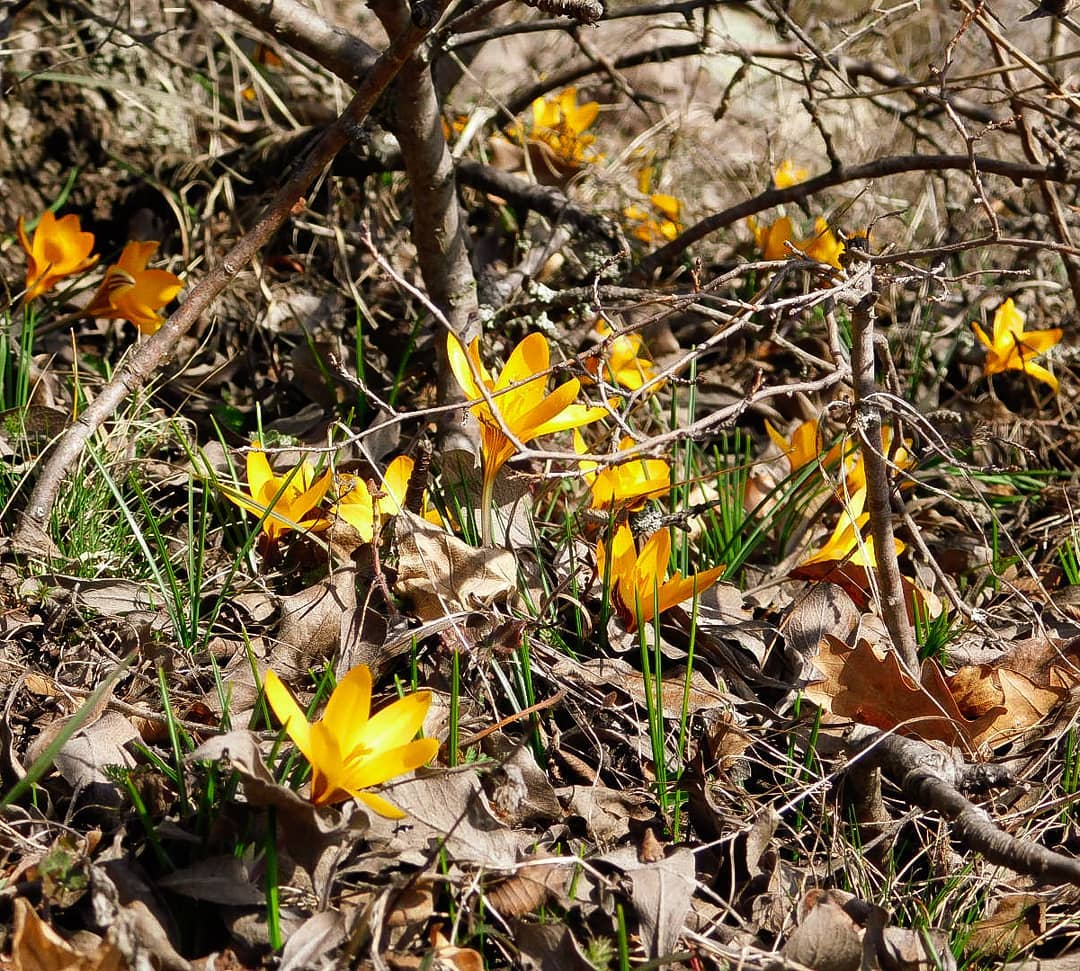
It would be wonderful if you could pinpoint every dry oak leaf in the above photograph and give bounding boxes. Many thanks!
[805,635,1003,751]
[947,664,1065,745]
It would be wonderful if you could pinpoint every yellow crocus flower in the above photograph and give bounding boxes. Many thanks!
[598,525,724,631]
[263,665,438,817]
[800,489,904,569]
[575,431,670,510]
[529,86,600,166]
[971,298,1062,392]
[84,240,183,334]
[447,331,608,543]
[221,444,332,544]
[17,210,98,302]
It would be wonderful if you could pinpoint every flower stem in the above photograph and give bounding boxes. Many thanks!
[480,465,494,546]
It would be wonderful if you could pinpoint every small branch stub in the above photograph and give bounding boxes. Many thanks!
[522,0,604,24]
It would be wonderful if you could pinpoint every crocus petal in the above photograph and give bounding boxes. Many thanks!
[20,211,98,301]
[525,394,609,440]
[495,332,550,395]
[264,670,315,765]
[380,456,414,516]
[355,790,407,819]
[971,321,994,351]
[656,565,726,615]
[116,240,158,273]
[322,665,373,752]
[246,448,276,505]
[1014,360,1059,391]
[345,737,440,790]
[308,722,350,805]
[1013,328,1064,356]
[358,691,433,753]
[292,467,334,520]
[334,477,375,540]
[446,333,489,401]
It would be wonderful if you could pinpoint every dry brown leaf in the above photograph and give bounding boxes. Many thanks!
[11,897,126,971]
[789,561,935,621]
[157,856,265,905]
[54,710,138,795]
[485,859,570,916]
[18,574,161,617]
[598,845,697,960]
[486,135,583,187]
[385,884,435,928]
[966,894,1043,961]
[394,512,517,620]
[805,636,1003,751]
[782,888,873,971]
[276,566,356,676]
[994,635,1080,688]
[879,925,956,971]
[426,926,484,971]
[366,769,525,869]
[561,784,654,843]
[948,665,1065,744]
[278,911,347,971]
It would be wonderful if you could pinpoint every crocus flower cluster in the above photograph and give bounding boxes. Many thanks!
[623,165,684,245]
[624,192,683,244]
[575,431,670,511]
[16,209,182,333]
[447,330,719,626]
[746,161,845,270]
[222,447,429,547]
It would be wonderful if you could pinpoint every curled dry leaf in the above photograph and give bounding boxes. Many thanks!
[807,634,1068,749]
[805,635,1003,751]
[485,858,571,916]
[11,897,125,971]
[879,925,956,971]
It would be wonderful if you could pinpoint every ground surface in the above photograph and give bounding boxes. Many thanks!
[4,1,1080,969]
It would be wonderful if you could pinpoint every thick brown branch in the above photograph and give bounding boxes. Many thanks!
[851,728,1080,886]
[369,0,480,451]
[212,0,378,86]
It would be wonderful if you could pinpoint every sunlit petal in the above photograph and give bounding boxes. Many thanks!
[447,332,487,400]
[263,670,315,764]
[359,691,433,753]
[345,738,440,790]
[322,665,372,751]
[380,456,414,516]
[354,790,407,819]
